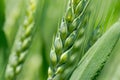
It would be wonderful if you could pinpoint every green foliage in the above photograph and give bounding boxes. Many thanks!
[0,0,8,80]
[70,20,120,80]
[0,0,5,28]
[0,0,120,80]
[97,36,120,80]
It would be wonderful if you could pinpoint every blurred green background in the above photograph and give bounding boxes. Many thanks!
[0,0,120,80]
[0,0,68,80]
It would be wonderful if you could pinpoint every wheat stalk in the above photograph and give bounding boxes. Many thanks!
[5,0,36,80]
[47,0,90,79]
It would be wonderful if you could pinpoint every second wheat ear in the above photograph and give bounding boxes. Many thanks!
[47,0,90,80]
[5,0,36,80]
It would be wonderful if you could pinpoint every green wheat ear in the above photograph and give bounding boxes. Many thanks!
[5,0,36,80]
[47,0,90,79]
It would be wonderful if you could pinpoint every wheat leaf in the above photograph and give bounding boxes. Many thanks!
[97,33,120,80]
[0,0,9,79]
[70,20,120,80]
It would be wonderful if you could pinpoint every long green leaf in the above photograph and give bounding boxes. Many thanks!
[70,20,120,80]
[0,31,8,80]
[0,0,9,80]
[0,0,5,28]
[97,36,120,80]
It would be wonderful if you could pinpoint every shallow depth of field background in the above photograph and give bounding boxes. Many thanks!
[0,0,120,80]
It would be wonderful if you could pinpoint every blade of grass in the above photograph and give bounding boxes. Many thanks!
[70,20,120,80]
[0,0,9,80]
[97,34,120,80]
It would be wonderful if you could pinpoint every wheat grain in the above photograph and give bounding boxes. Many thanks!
[5,0,36,80]
[60,11,90,79]
[47,0,90,79]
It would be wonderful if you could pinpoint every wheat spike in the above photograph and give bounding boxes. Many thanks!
[47,0,90,79]
[5,0,36,80]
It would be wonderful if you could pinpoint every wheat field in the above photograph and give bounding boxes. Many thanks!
[0,0,120,80]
